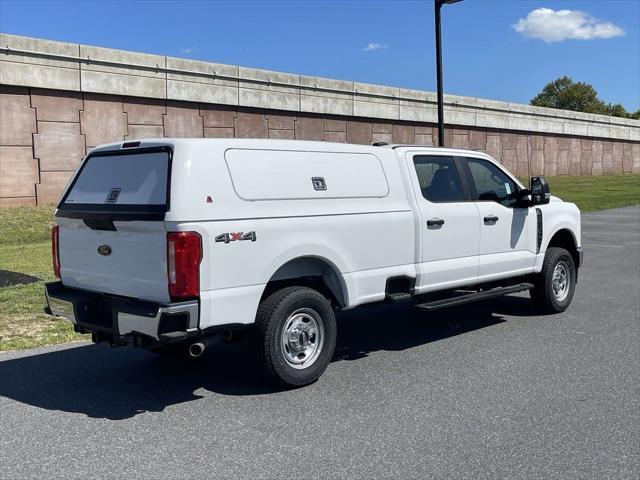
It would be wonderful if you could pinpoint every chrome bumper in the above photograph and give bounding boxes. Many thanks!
[45,282,199,343]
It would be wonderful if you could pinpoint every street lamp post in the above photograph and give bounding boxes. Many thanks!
[434,0,462,147]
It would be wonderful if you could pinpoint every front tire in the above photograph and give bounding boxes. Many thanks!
[531,247,576,313]
[253,286,337,388]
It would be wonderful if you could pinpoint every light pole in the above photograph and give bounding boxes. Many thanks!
[434,0,462,147]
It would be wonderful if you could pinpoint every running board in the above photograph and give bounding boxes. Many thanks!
[415,283,534,311]
[386,292,413,302]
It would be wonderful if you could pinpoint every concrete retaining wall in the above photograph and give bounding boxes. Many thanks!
[1,33,639,206]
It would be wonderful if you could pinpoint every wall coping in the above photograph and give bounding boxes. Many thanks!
[1,33,638,141]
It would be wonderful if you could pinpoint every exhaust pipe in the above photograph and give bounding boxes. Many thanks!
[189,342,206,358]
[188,330,231,358]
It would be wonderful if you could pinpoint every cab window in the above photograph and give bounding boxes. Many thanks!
[413,155,465,203]
[465,158,519,208]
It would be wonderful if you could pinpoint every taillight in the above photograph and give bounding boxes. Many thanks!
[167,231,202,300]
[51,224,60,278]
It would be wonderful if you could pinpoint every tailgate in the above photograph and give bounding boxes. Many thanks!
[57,218,169,303]
[55,145,172,302]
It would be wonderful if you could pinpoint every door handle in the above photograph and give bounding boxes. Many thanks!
[427,218,445,227]
[484,215,499,224]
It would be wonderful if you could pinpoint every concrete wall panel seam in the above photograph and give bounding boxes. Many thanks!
[1,36,639,137]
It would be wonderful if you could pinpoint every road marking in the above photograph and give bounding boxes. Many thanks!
[584,231,640,236]
[583,244,624,248]
[585,215,640,220]
[582,220,639,225]
[583,226,640,232]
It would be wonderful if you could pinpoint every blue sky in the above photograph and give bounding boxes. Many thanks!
[1,0,638,110]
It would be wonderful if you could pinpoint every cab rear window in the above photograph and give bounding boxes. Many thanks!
[58,147,171,219]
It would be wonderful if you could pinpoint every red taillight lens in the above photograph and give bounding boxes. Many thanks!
[167,231,202,300]
[51,224,60,278]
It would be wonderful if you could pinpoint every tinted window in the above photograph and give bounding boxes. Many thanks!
[466,158,518,207]
[63,150,169,207]
[413,156,465,202]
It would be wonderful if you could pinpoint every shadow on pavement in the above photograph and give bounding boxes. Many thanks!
[0,299,533,420]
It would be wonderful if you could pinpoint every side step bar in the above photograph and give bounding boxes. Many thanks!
[415,283,534,312]
[386,292,413,302]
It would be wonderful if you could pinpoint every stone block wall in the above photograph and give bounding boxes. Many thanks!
[1,33,639,207]
[1,84,639,206]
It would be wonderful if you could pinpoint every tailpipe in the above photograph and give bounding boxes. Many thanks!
[189,342,206,358]
[188,330,231,358]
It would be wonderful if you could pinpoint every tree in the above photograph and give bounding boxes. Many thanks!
[531,76,606,113]
[530,76,637,120]
[605,103,628,118]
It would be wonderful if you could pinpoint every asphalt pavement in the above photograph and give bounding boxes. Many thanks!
[1,206,638,479]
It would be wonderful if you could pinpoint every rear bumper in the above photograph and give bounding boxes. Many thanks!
[45,282,199,346]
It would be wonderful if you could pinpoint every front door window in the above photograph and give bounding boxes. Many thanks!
[466,158,519,208]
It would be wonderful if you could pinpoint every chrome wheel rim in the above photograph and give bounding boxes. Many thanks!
[280,308,324,369]
[552,262,570,302]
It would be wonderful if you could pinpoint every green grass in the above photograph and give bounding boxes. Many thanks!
[0,205,57,245]
[546,174,640,212]
[0,174,638,352]
[0,206,87,351]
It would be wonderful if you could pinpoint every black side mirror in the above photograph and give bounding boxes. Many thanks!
[530,176,550,205]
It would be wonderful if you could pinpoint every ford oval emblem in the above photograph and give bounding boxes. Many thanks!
[97,245,112,256]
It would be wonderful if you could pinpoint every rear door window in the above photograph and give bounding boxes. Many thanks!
[413,155,465,203]
[59,147,171,216]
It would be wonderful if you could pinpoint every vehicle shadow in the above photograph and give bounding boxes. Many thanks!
[489,293,540,317]
[0,298,535,420]
[333,301,508,361]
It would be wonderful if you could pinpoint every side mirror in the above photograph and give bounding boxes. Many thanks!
[530,176,550,205]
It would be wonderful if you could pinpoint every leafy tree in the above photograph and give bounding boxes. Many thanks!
[531,76,606,113]
[605,103,628,117]
[531,76,637,120]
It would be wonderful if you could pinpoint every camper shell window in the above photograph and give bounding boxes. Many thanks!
[57,146,172,220]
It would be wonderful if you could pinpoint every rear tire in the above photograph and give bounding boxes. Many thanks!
[252,286,337,388]
[530,247,576,313]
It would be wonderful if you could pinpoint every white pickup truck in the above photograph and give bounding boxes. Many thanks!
[45,139,582,387]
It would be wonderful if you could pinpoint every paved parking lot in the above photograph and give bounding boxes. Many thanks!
[1,206,638,479]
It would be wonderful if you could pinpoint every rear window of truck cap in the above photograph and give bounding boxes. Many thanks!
[57,146,172,220]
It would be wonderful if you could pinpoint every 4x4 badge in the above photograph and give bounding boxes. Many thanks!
[215,231,257,244]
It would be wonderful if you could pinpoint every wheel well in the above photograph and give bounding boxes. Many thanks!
[547,229,579,267]
[261,257,347,308]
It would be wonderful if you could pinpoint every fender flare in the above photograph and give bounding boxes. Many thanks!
[260,245,353,307]
[542,223,578,254]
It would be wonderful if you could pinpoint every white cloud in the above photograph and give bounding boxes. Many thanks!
[180,46,198,54]
[513,8,624,43]
[362,42,388,52]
